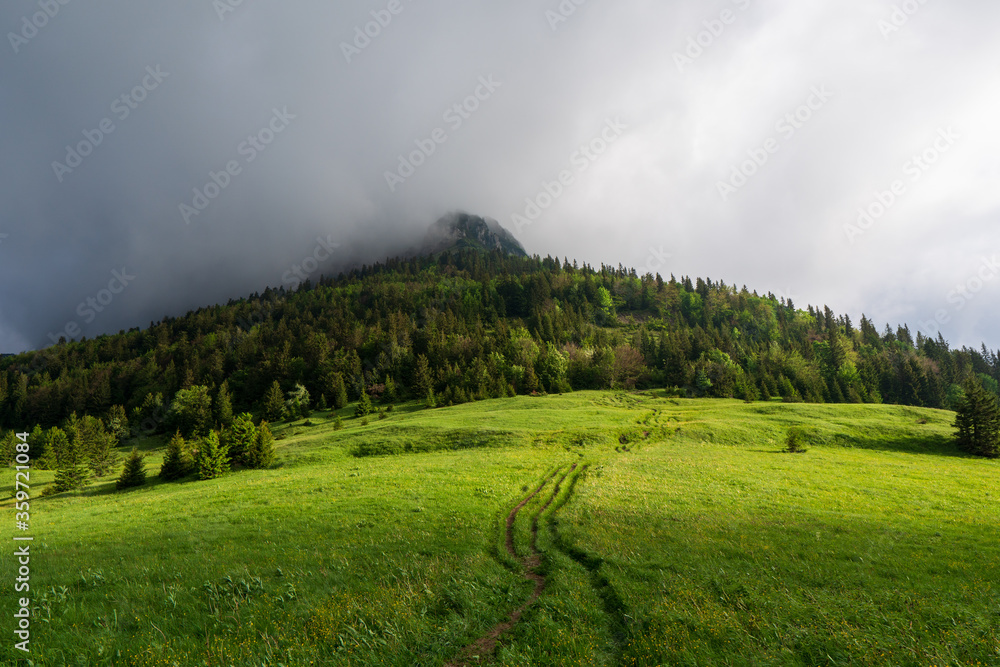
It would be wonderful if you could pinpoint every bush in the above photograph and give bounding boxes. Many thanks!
[785,428,807,453]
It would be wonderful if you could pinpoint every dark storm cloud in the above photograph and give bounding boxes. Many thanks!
[1,0,998,352]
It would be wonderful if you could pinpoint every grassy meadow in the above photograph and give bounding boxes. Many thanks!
[2,393,998,666]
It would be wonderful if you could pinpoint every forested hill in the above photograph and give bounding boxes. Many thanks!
[2,250,998,433]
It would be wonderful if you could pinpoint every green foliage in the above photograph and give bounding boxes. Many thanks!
[116,448,147,490]
[285,383,311,419]
[160,430,191,480]
[263,380,285,422]
[953,377,1000,458]
[170,385,213,438]
[196,431,230,480]
[333,416,344,431]
[226,412,257,467]
[244,421,275,469]
[51,426,87,493]
[784,427,808,453]
[215,381,234,428]
[105,405,130,442]
[355,391,374,418]
[329,373,348,410]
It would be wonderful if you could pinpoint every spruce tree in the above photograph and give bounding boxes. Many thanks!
[116,448,147,490]
[87,430,118,478]
[355,390,374,418]
[263,380,285,422]
[106,405,130,442]
[196,431,230,480]
[51,427,87,493]
[954,378,1000,458]
[226,413,257,467]
[414,355,432,398]
[160,430,190,480]
[331,373,348,410]
[245,421,275,469]
[216,381,234,428]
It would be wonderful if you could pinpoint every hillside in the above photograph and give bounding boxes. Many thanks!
[2,394,997,665]
[1,247,998,444]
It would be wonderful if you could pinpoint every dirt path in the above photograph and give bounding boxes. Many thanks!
[445,465,577,666]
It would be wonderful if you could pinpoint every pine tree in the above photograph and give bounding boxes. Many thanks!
[355,390,374,417]
[160,430,190,480]
[216,381,234,428]
[106,405,130,442]
[954,378,1000,458]
[244,421,275,469]
[226,413,257,467]
[51,427,87,493]
[116,448,147,490]
[88,430,119,478]
[331,373,348,410]
[263,380,285,422]
[196,431,230,480]
[414,355,432,398]
[317,394,328,411]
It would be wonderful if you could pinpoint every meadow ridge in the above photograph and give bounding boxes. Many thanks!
[3,392,999,666]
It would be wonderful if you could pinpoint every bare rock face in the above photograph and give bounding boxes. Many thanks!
[419,212,528,257]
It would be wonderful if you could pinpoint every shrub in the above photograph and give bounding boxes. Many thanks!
[785,428,807,453]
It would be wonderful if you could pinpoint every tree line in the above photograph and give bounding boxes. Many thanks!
[1,249,998,458]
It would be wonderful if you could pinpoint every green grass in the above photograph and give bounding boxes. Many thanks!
[2,393,998,666]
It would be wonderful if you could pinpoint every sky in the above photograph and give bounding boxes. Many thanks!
[1,0,998,353]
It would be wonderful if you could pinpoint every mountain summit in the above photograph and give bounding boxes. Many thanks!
[418,213,528,258]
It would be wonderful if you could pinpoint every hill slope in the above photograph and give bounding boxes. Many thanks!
[3,393,997,665]
[1,248,997,441]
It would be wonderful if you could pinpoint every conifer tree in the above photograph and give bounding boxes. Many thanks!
[954,378,1000,458]
[331,373,348,410]
[160,430,190,480]
[245,421,275,469]
[116,448,147,490]
[226,412,257,467]
[263,380,285,422]
[88,430,118,478]
[196,431,230,480]
[355,390,374,417]
[52,427,87,493]
[414,355,432,399]
[105,405,130,442]
[215,381,234,428]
